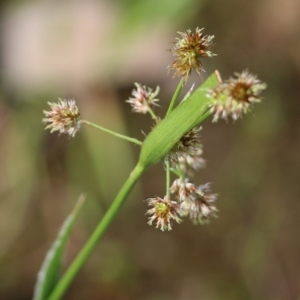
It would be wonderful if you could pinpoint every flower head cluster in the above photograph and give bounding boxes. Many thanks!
[171,180,218,224]
[177,149,206,176]
[146,196,182,231]
[146,125,218,231]
[168,127,205,175]
[126,83,160,114]
[43,99,81,137]
[168,27,216,83]
[207,70,267,122]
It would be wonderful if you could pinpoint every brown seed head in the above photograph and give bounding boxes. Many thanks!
[168,28,216,83]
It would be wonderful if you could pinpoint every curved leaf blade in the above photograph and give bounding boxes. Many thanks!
[33,195,86,300]
[139,71,220,169]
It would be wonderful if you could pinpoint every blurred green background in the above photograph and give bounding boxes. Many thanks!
[0,0,300,299]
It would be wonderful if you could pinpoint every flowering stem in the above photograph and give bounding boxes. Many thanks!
[81,120,142,146]
[47,163,146,300]
[165,159,171,198]
[170,167,184,179]
[165,79,184,116]
[147,106,159,123]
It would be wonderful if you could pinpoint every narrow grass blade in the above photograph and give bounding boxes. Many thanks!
[33,195,86,300]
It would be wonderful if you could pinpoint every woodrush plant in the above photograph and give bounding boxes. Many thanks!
[35,28,266,300]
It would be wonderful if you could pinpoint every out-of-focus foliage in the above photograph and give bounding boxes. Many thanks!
[33,196,85,300]
[0,0,299,299]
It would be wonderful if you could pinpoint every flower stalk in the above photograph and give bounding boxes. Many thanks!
[165,158,171,198]
[81,120,142,146]
[165,78,184,116]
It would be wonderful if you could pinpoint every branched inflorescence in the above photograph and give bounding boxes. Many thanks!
[43,27,266,232]
[145,127,218,230]
[137,30,265,231]
[36,25,269,300]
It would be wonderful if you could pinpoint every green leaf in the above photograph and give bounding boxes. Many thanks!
[138,71,220,169]
[33,195,86,300]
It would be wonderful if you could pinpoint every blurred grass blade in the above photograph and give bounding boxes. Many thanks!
[33,195,86,300]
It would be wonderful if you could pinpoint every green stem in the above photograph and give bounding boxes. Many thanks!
[47,163,146,300]
[147,106,159,123]
[81,120,143,146]
[170,167,185,179]
[165,159,171,198]
[165,79,184,116]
